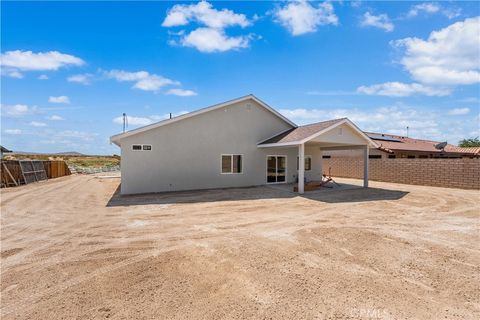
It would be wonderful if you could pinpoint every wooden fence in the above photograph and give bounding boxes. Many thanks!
[1,160,71,187]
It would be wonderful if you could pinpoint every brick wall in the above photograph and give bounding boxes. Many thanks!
[322,157,480,190]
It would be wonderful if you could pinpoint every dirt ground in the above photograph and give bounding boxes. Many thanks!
[1,175,479,319]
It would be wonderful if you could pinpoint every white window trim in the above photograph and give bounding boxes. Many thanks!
[296,155,312,171]
[266,155,288,184]
[221,154,243,174]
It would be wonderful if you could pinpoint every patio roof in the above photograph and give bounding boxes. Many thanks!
[258,118,377,148]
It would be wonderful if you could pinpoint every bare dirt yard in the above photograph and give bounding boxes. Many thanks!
[1,175,479,319]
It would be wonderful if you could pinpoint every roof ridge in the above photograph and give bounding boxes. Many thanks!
[298,117,347,128]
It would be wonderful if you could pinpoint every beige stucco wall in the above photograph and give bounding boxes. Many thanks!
[119,99,299,194]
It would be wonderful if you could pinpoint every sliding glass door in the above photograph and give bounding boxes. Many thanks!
[267,156,287,184]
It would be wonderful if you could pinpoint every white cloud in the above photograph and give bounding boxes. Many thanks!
[67,73,92,85]
[38,74,49,80]
[166,88,197,96]
[447,107,470,116]
[0,50,84,78]
[358,17,480,97]
[112,115,153,126]
[442,7,462,19]
[104,69,179,92]
[181,27,250,53]
[1,68,24,78]
[29,121,47,127]
[351,1,362,8]
[162,1,253,53]
[357,82,451,97]
[393,17,480,86]
[162,1,250,28]
[1,104,31,117]
[4,129,22,135]
[407,2,440,17]
[273,0,338,36]
[360,12,394,32]
[46,115,64,121]
[49,96,70,104]
[407,2,461,19]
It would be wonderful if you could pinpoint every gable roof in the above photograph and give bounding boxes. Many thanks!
[259,118,346,145]
[110,94,297,146]
[258,118,378,147]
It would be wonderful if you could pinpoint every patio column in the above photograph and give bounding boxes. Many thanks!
[298,143,305,194]
[363,145,369,188]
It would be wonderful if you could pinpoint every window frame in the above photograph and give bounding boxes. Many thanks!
[220,154,243,174]
[266,155,288,184]
[132,144,152,151]
[296,155,312,171]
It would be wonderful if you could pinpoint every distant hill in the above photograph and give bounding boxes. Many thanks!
[11,151,86,156]
[53,151,85,156]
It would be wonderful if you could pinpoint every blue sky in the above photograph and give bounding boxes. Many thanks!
[1,1,479,155]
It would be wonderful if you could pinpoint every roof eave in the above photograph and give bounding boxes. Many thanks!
[109,94,297,144]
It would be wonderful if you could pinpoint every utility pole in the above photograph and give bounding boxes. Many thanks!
[123,113,127,133]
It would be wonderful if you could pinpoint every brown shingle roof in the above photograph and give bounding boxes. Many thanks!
[259,118,346,145]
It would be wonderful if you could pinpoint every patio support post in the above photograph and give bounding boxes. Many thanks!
[298,143,305,194]
[363,145,369,188]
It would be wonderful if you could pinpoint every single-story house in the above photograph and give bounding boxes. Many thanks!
[110,95,377,195]
[324,133,480,159]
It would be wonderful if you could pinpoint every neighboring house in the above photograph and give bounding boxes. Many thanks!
[1,146,12,159]
[324,133,480,159]
[110,95,377,195]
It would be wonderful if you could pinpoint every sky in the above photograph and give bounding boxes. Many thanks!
[1,0,479,155]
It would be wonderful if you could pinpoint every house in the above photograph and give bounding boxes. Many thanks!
[323,133,480,159]
[1,146,12,159]
[110,95,377,195]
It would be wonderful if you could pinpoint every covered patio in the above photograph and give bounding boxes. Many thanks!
[258,118,378,194]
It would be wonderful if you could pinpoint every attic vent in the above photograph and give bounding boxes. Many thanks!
[246,103,252,111]
[338,127,343,135]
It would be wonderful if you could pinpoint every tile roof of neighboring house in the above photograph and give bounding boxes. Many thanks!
[366,132,480,155]
[259,118,347,145]
[447,146,480,155]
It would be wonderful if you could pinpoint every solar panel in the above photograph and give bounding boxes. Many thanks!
[367,134,402,142]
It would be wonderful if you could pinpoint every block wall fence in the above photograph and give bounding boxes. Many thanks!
[322,157,480,190]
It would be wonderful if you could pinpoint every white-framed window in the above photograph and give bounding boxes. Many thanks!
[132,144,152,151]
[221,154,242,174]
[296,156,312,171]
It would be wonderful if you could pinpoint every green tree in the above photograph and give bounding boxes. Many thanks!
[458,137,480,147]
